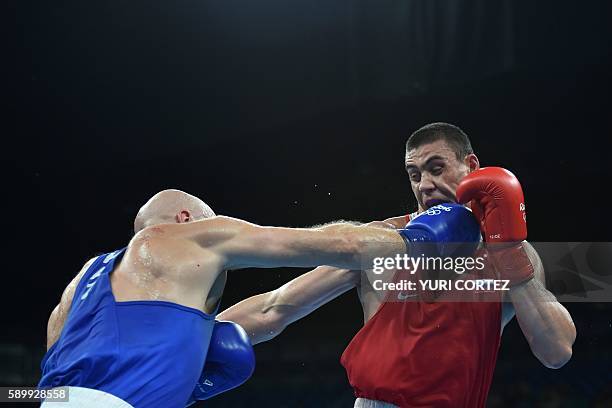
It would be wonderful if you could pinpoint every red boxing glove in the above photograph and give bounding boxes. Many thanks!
[455,167,526,242]
[456,167,534,286]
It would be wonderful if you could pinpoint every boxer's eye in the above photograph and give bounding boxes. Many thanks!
[431,166,443,175]
[408,171,420,182]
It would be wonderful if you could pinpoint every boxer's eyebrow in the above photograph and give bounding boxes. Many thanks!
[424,155,446,165]
[405,155,446,170]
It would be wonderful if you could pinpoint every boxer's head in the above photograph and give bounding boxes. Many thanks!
[133,189,215,233]
[405,122,479,211]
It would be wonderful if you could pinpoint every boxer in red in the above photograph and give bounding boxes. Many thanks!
[219,122,576,407]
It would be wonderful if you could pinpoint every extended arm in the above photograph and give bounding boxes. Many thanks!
[218,266,360,344]
[502,242,576,368]
[217,219,408,344]
[218,266,361,344]
[169,215,406,271]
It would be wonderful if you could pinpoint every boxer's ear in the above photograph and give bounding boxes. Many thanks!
[465,154,480,172]
[176,210,191,223]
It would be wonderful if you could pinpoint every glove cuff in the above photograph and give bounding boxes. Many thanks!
[487,242,535,287]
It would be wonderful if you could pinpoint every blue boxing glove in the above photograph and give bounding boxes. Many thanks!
[186,321,255,406]
[399,203,481,258]
[398,204,482,301]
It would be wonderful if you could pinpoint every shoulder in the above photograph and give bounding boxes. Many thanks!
[62,257,97,302]
[47,256,97,349]
[125,218,239,268]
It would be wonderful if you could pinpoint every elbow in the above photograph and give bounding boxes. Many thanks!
[542,321,577,369]
[537,344,573,369]
[533,313,576,369]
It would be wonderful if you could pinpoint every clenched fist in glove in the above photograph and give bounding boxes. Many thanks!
[456,167,534,287]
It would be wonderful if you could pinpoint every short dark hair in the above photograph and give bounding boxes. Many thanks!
[406,122,474,160]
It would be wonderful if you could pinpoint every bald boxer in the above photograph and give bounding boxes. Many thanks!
[39,189,418,407]
[219,122,576,407]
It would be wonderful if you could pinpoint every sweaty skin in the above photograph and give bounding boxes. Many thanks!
[46,205,408,350]
[219,140,576,368]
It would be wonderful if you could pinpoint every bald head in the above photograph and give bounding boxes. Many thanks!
[134,189,215,233]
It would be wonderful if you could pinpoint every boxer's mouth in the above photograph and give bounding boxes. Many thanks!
[425,198,453,208]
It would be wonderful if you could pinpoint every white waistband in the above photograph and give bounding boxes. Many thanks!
[41,387,134,408]
[354,397,399,408]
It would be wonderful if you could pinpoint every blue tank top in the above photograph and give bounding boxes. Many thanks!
[39,248,217,407]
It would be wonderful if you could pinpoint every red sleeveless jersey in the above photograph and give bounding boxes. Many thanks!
[340,213,502,407]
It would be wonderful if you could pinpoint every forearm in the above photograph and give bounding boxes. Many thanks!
[218,289,317,345]
[218,292,284,345]
[509,279,576,368]
[204,216,406,271]
[315,223,406,269]
[219,266,359,345]
[236,222,406,271]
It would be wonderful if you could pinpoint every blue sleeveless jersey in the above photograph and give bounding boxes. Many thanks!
[39,248,217,408]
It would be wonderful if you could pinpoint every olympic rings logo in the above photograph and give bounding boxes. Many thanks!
[423,204,453,216]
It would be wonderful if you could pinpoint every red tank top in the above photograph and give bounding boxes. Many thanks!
[340,213,502,408]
